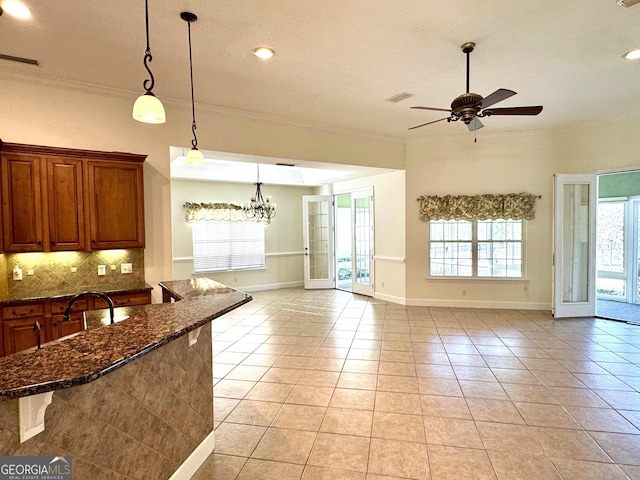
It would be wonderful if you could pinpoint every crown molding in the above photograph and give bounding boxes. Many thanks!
[0,70,404,145]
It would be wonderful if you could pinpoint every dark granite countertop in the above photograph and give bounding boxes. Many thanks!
[0,278,251,399]
[0,282,154,305]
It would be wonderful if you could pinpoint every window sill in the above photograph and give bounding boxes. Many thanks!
[194,267,266,274]
[426,276,529,283]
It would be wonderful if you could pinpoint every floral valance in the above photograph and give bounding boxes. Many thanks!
[184,202,246,223]
[417,193,538,221]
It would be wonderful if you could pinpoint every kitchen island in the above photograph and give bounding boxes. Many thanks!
[0,278,251,480]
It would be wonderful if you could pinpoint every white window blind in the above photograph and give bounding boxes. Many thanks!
[192,221,265,272]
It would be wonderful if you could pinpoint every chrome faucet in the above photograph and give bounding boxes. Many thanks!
[63,291,115,325]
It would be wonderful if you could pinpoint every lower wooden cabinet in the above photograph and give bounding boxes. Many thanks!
[3,317,45,355]
[0,289,151,357]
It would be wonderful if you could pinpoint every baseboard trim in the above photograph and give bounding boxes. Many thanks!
[241,281,304,292]
[169,429,215,480]
[374,292,408,305]
[404,297,550,310]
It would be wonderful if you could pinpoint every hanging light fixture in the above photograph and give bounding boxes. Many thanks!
[181,11,204,166]
[132,0,166,124]
[242,164,277,224]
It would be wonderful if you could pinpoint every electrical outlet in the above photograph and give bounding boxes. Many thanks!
[121,263,133,274]
[98,265,106,276]
[12,267,23,281]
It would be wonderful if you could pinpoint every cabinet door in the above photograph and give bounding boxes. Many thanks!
[87,161,145,249]
[94,290,151,309]
[1,154,44,252]
[46,157,85,251]
[3,318,43,355]
[52,315,84,339]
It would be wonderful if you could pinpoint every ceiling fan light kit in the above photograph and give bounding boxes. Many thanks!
[409,42,543,134]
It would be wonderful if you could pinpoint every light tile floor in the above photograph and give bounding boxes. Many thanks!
[192,288,640,480]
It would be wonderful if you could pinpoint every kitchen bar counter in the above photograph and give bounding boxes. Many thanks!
[0,278,251,399]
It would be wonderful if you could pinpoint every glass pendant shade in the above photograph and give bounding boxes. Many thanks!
[185,148,204,166]
[132,92,166,124]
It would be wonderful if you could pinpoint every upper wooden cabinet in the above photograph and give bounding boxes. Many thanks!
[47,157,86,251]
[0,141,146,252]
[86,161,145,249]
[1,153,44,252]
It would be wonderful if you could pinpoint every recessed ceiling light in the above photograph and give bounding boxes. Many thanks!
[623,48,640,60]
[0,1,31,19]
[252,47,275,60]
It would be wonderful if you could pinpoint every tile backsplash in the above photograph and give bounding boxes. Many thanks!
[5,249,144,295]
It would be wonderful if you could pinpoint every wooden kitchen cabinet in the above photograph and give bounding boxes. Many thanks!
[1,154,44,252]
[2,302,46,355]
[93,290,151,309]
[47,157,86,251]
[1,288,152,357]
[0,142,146,253]
[50,298,88,340]
[86,161,145,249]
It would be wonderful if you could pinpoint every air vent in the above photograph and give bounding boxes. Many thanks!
[617,0,640,8]
[385,92,414,103]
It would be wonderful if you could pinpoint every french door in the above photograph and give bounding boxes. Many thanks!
[553,174,597,317]
[351,189,374,296]
[302,195,335,289]
[597,198,640,305]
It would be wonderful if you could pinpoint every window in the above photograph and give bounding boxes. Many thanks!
[430,219,523,278]
[192,221,265,272]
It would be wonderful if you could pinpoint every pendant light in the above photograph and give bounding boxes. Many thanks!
[132,0,166,124]
[181,11,204,166]
[242,164,277,224]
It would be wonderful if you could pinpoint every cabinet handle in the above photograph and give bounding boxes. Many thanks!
[51,241,56,245]
[92,240,96,244]
[13,309,34,317]
[37,241,42,245]
[33,321,42,349]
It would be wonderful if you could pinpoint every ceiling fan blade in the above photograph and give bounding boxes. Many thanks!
[481,89,517,108]
[408,117,450,130]
[467,117,484,132]
[410,106,452,113]
[483,106,543,116]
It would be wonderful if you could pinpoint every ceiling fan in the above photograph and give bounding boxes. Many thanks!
[409,42,543,132]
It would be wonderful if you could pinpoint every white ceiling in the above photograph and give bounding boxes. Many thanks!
[1,0,640,139]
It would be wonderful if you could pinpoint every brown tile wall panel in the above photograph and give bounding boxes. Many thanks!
[0,322,213,480]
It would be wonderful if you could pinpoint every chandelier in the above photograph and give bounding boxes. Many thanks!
[242,164,276,224]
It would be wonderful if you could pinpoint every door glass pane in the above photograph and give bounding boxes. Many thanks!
[637,203,640,303]
[562,184,590,303]
[596,202,625,299]
[308,200,329,280]
[335,194,352,289]
[354,196,370,286]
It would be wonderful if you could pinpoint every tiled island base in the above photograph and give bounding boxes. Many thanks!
[0,322,213,479]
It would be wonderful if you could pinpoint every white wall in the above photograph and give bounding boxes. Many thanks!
[3,72,639,308]
[171,179,314,290]
[405,132,556,309]
[0,74,404,301]
[333,170,406,303]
